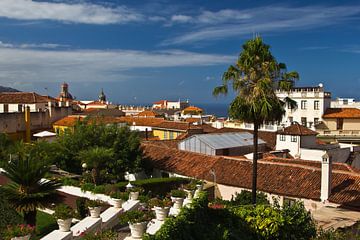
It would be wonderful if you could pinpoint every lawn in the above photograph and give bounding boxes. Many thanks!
[35,211,58,239]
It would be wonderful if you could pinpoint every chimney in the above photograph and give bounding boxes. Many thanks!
[320,152,332,202]
[25,106,31,143]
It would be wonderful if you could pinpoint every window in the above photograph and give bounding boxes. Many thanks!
[283,197,296,207]
[314,100,319,110]
[288,117,293,124]
[301,117,307,127]
[291,135,297,142]
[314,118,319,125]
[280,135,286,141]
[163,131,168,139]
[222,148,230,156]
[336,118,343,130]
[301,100,307,110]
[169,131,174,139]
[3,104,8,112]
[343,99,348,105]
[18,104,22,112]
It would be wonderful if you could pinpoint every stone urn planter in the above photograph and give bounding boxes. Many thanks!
[129,191,139,201]
[129,222,148,239]
[171,197,184,209]
[11,235,31,240]
[57,219,72,232]
[194,184,203,198]
[88,206,101,218]
[154,207,170,221]
[184,189,194,200]
[53,203,74,232]
[110,191,128,209]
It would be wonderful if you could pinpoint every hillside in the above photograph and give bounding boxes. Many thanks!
[0,86,20,92]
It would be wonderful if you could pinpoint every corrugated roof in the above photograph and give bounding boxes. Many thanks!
[185,132,265,150]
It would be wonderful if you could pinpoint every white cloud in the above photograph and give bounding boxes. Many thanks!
[0,0,143,24]
[164,5,360,45]
[0,47,233,84]
[171,14,193,23]
[0,41,68,49]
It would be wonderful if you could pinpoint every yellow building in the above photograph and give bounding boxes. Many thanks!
[152,121,203,140]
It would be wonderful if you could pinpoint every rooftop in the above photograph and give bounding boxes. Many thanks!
[142,142,360,209]
[277,123,318,136]
[0,92,53,104]
[323,108,360,119]
[182,132,266,149]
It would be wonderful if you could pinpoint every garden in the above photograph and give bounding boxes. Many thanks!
[0,120,359,239]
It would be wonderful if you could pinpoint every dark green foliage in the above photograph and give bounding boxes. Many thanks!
[53,204,74,220]
[2,151,61,226]
[76,177,189,197]
[81,230,118,240]
[0,133,13,167]
[145,193,317,240]
[60,177,80,187]
[54,122,143,181]
[231,191,269,205]
[36,211,58,238]
[76,197,88,219]
[0,189,23,235]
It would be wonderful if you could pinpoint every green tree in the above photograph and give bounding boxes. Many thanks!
[77,147,114,185]
[213,37,298,204]
[0,133,14,167]
[1,151,61,226]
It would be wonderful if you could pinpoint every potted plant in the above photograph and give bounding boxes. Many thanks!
[170,189,186,215]
[53,204,74,232]
[148,197,172,221]
[138,194,151,208]
[3,224,35,240]
[86,199,103,218]
[119,209,154,238]
[127,187,143,201]
[183,182,197,200]
[110,191,128,209]
[80,229,117,240]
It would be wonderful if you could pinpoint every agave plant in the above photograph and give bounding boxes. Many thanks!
[1,153,61,226]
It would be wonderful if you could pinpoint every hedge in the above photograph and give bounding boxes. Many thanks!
[77,177,190,197]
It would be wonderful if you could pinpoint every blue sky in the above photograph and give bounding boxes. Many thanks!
[0,0,360,104]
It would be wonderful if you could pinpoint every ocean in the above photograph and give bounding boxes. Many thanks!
[195,103,229,118]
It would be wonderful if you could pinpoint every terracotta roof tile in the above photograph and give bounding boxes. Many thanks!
[153,121,201,131]
[142,143,360,208]
[53,115,124,127]
[137,110,158,117]
[118,116,165,127]
[277,123,318,136]
[323,108,360,118]
[183,106,203,112]
[0,92,52,104]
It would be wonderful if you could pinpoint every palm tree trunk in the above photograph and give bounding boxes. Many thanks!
[24,210,37,226]
[92,168,98,185]
[252,121,259,205]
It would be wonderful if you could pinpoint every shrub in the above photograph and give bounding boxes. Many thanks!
[231,190,269,205]
[3,224,35,239]
[76,197,88,219]
[61,177,80,187]
[86,200,103,208]
[81,183,95,192]
[110,191,129,200]
[170,189,186,198]
[148,198,172,208]
[53,204,74,220]
[119,209,155,224]
[81,229,117,240]
[0,189,23,233]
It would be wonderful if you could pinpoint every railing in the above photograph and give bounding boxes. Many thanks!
[321,130,360,136]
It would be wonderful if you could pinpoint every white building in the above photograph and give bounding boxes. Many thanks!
[0,92,55,113]
[276,83,331,128]
[331,98,360,108]
[276,123,351,162]
[152,99,189,110]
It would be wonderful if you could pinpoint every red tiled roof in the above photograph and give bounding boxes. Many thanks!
[137,110,158,117]
[183,106,203,112]
[153,100,166,105]
[153,121,200,131]
[0,92,52,104]
[214,127,277,149]
[277,123,318,136]
[142,143,360,208]
[323,108,360,118]
[87,101,107,106]
[53,116,84,127]
[53,115,123,127]
[118,116,165,127]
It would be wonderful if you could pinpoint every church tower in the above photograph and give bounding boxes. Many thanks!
[98,88,106,103]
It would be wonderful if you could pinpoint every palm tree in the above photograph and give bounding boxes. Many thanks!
[1,152,61,226]
[77,147,114,185]
[213,36,298,204]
